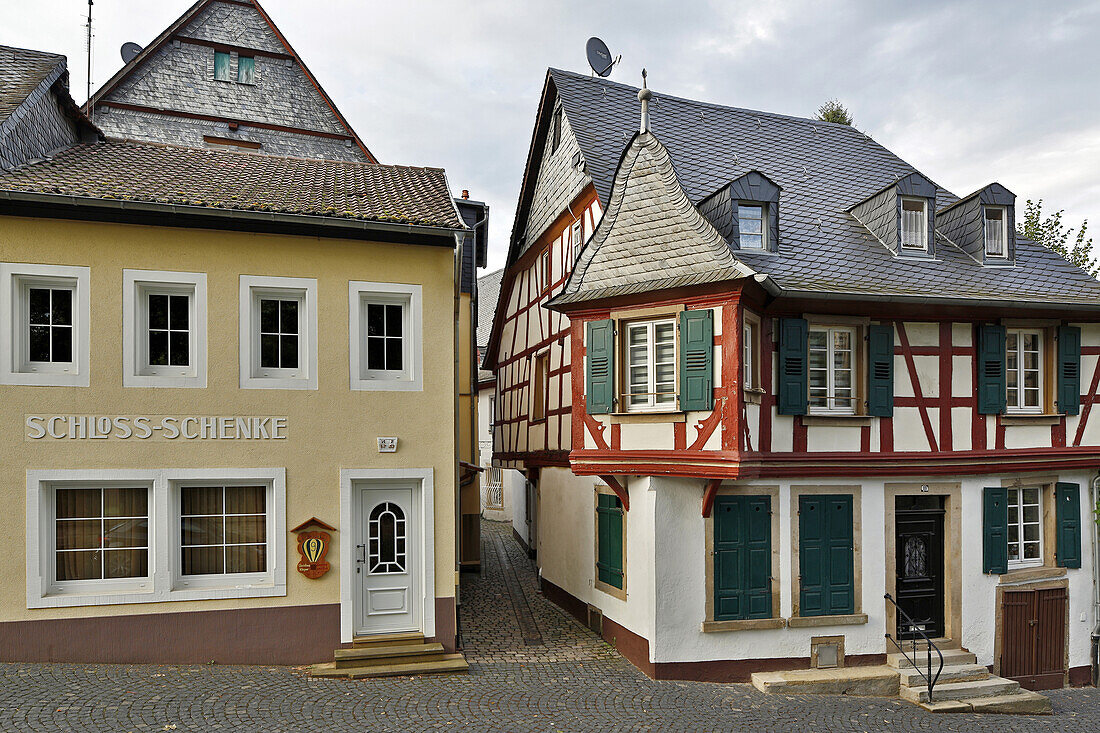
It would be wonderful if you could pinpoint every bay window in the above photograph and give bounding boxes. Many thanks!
[625,318,676,411]
[808,326,855,414]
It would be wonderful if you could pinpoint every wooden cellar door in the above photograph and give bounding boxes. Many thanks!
[1000,587,1068,690]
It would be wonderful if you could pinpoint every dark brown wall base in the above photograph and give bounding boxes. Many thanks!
[0,604,341,665]
[1069,665,1092,687]
[541,577,886,683]
[2,596,459,664]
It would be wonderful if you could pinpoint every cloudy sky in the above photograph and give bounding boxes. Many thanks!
[3,0,1098,271]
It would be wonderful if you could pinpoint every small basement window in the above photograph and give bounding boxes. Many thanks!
[984,207,1007,258]
[738,204,766,249]
[900,198,927,251]
[214,51,231,81]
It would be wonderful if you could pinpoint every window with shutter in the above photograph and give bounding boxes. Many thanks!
[798,494,854,617]
[778,318,808,415]
[1055,482,1082,569]
[982,487,1008,574]
[596,493,624,591]
[1057,326,1081,415]
[714,495,772,620]
[866,324,894,417]
[586,319,615,414]
[977,324,1007,415]
[679,309,713,411]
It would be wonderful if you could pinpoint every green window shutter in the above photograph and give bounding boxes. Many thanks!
[1055,482,1082,569]
[977,324,1006,415]
[596,494,624,588]
[586,319,615,414]
[714,495,772,620]
[798,494,854,617]
[982,487,1008,574]
[1057,326,1081,416]
[866,324,894,417]
[778,318,808,416]
[679,309,714,411]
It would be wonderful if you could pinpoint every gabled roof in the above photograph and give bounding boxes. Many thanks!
[86,0,375,162]
[551,131,751,307]
[539,68,1100,307]
[0,140,462,230]
[0,45,66,125]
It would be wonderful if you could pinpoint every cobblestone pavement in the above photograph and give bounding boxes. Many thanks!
[1,519,1098,732]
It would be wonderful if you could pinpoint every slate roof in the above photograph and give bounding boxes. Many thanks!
[549,68,1100,307]
[0,45,65,125]
[552,131,751,306]
[477,268,504,349]
[0,140,464,229]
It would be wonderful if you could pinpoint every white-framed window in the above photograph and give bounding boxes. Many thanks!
[1006,329,1043,414]
[571,220,583,265]
[808,326,856,414]
[239,275,317,390]
[900,197,928,251]
[738,204,766,249]
[27,468,286,608]
[743,315,760,390]
[0,262,90,387]
[1007,486,1043,569]
[984,206,1007,258]
[349,281,423,391]
[625,318,677,411]
[123,270,206,388]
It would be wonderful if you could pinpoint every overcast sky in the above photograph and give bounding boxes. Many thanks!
[3,0,1098,271]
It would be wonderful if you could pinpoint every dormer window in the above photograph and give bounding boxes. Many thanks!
[737,204,766,249]
[984,207,1007,258]
[900,198,927,251]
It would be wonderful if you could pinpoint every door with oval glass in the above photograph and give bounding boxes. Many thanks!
[355,486,419,636]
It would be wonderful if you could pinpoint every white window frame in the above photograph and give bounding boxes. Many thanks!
[123,270,207,388]
[27,468,286,608]
[349,281,423,391]
[1006,328,1044,415]
[737,203,767,250]
[624,318,678,412]
[239,275,318,390]
[984,206,1008,258]
[1006,486,1043,569]
[808,325,857,415]
[0,263,90,387]
[743,313,760,391]
[900,197,928,251]
[571,219,583,265]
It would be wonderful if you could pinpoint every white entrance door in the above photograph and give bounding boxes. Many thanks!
[354,485,419,636]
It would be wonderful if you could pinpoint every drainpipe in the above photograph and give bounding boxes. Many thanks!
[1091,471,1100,686]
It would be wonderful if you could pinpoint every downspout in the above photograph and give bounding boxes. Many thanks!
[1091,470,1100,686]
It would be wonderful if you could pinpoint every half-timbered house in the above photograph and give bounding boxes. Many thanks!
[484,68,1100,697]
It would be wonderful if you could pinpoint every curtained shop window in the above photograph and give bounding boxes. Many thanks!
[55,487,149,582]
[180,485,267,575]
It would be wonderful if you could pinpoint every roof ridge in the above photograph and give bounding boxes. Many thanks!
[0,44,66,60]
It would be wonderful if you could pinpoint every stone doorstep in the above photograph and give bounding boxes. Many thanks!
[898,676,1020,704]
[333,643,447,669]
[751,666,900,697]
[887,649,977,670]
[311,654,469,679]
[897,663,991,687]
[351,631,425,648]
[919,690,1053,715]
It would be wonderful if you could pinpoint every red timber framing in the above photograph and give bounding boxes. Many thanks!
[599,476,630,511]
[701,478,723,518]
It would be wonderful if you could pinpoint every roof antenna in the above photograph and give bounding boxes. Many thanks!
[638,68,651,133]
[85,0,94,119]
[586,37,620,77]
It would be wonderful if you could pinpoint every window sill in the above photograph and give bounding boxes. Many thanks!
[702,617,786,632]
[743,389,765,405]
[788,613,868,628]
[595,580,627,601]
[997,566,1066,585]
[610,412,686,424]
[1001,414,1062,425]
[802,415,873,427]
[29,582,286,609]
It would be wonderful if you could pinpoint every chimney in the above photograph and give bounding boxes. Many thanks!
[461,190,470,200]
[638,68,651,134]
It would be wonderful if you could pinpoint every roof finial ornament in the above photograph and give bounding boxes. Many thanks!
[638,68,652,134]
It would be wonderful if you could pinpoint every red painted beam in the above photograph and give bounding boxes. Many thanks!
[600,475,630,511]
[701,478,723,518]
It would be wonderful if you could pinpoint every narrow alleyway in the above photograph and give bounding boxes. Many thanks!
[0,519,1097,732]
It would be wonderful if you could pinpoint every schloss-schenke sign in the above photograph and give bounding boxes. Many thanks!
[26,415,288,441]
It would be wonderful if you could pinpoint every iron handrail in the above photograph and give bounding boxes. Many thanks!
[884,593,944,702]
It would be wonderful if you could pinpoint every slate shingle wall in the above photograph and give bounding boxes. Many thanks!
[851,185,898,254]
[521,98,591,254]
[94,105,367,161]
[0,84,80,171]
[185,1,284,54]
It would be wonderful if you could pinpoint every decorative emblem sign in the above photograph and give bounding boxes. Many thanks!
[291,517,337,579]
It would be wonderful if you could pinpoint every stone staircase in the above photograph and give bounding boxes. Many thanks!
[890,649,1051,714]
[310,632,469,679]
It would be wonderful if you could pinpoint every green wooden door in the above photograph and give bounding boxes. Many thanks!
[799,494,855,617]
[714,495,771,620]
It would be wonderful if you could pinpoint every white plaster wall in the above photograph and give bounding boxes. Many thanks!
[906,322,939,347]
[806,424,862,452]
[511,471,529,547]
[536,468,655,640]
[1003,424,1053,450]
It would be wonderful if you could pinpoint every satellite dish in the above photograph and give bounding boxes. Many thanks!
[586,37,618,77]
[121,42,143,64]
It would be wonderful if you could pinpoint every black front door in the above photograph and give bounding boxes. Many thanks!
[895,496,946,640]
